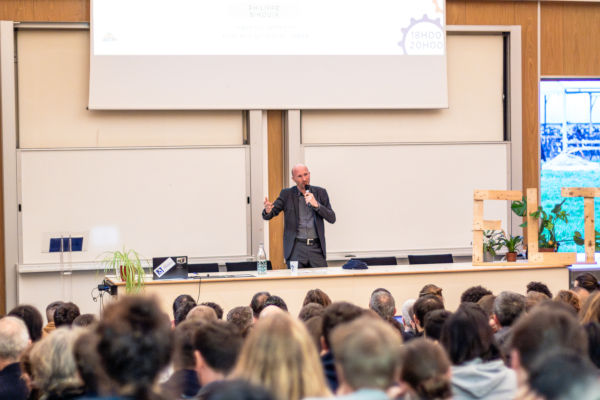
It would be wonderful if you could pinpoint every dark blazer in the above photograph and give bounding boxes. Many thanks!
[262,185,335,260]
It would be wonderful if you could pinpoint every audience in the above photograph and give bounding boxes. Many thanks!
[584,322,600,369]
[573,272,600,293]
[231,312,330,400]
[525,290,550,312]
[298,303,325,321]
[303,289,332,308]
[441,302,517,399]
[226,306,254,336]
[175,300,197,325]
[187,305,218,322]
[201,302,224,320]
[262,295,288,312]
[72,313,97,327]
[526,281,553,299]
[0,316,30,400]
[8,304,43,342]
[173,294,196,317]
[369,288,396,320]
[43,301,64,336]
[401,299,416,335]
[54,302,80,328]
[553,289,581,313]
[250,291,271,319]
[419,284,444,304]
[492,291,526,355]
[423,309,451,341]
[580,291,600,324]
[401,338,452,400]
[460,286,492,303]
[410,294,444,340]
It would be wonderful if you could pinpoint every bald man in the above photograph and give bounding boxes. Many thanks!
[263,164,335,268]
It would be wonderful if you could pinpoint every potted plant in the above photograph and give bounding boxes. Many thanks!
[101,247,147,293]
[501,234,523,262]
[483,230,503,262]
[511,197,569,251]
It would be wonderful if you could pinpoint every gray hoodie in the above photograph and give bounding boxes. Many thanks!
[451,358,517,400]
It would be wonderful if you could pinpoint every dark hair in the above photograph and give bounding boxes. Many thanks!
[54,302,80,328]
[73,314,98,327]
[172,320,203,370]
[526,291,550,311]
[200,302,224,319]
[493,291,526,327]
[401,338,452,399]
[413,294,444,327]
[302,289,332,308]
[8,304,43,342]
[226,306,254,335]
[419,284,443,300]
[528,350,600,399]
[322,302,364,349]
[440,303,493,365]
[96,296,173,399]
[193,320,242,374]
[172,294,196,318]
[509,306,587,372]
[199,379,274,400]
[460,285,492,303]
[584,322,600,369]
[174,301,197,326]
[574,272,600,293]
[369,289,396,320]
[477,294,496,317]
[263,295,288,312]
[46,301,64,323]
[527,281,553,298]
[304,316,323,353]
[424,309,451,341]
[73,330,109,396]
[553,290,581,313]
[250,291,271,318]
[298,303,325,321]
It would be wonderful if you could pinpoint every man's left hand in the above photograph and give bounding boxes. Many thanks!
[304,192,319,208]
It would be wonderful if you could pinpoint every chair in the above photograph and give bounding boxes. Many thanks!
[225,261,273,272]
[351,257,397,266]
[188,263,219,273]
[408,254,453,265]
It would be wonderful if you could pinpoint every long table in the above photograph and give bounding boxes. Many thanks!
[106,262,569,319]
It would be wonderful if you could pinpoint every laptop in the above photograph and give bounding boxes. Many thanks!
[152,256,188,280]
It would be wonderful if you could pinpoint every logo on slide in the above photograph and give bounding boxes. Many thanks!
[398,15,444,56]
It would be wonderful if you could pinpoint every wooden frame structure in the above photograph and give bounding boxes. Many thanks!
[472,187,598,266]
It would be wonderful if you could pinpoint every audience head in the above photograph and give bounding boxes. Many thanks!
[226,306,254,336]
[423,309,451,341]
[199,379,274,400]
[440,302,493,365]
[493,291,526,328]
[572,286,591,309]
[401,299,416,332]
[194,320,243,385]
[476,294,496,317]
[187,305,218,322]
[171,320,203,371]
[298,303,324,321]
[460,285,492,303]
[331,316,402,393]
[259,305,285,319]
[413,294,444,331]
[95,296,173,398]
[419,284,444,303]
[29,327,85,397]
[0,316,30,363]
[263,295,288,312]
[201,302,224,319]
[322,302,365,350]
[369,288,396,320]
[73,330,108,396]
[553,290,580,313]
[175,300,197,325]
[73,313,98,327]
[250,291,271,318]
[580,291,600,324]
[232,312,329,400]
[509,305,587,375]
[525,290,550,312]
[574,272,600,293]
[526,281,553,298]
[173,294,196,319]
[527,350,600,400]
[54,302,80,328]
[45,301,64,324]
[302,288,332,308]
[304,316,324,354]
[8,304,43,342]
[401,338,452,399]
[584,322,600,369]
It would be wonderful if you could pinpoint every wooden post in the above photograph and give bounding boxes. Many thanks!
[526,188,539,255]
[561,187,600,264]
[473,199,484,263]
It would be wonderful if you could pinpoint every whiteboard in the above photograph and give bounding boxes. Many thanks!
[305,143,509,255]
[19,147,249,264]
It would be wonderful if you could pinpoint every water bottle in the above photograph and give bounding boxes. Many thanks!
[257,243,267,275]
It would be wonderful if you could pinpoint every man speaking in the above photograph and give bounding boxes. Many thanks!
[263,164,335,268]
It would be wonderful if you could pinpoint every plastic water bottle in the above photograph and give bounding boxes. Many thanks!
[257,243,267,275]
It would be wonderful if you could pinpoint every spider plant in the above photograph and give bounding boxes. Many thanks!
[101,247,147,293]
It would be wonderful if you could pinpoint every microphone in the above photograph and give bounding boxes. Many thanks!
[304,185,314,209]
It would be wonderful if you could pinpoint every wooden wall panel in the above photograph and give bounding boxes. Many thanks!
[0,0,88,22]
[541,3,565,75]
[267,111,285,269]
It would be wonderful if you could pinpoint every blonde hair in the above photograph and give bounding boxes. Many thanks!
[232,312,330,400]
[29,327,84,397]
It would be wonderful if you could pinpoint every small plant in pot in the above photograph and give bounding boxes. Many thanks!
[101,247,147,293]
[511,197,569,251]
[501,234,523,262]
[483,230,504,262]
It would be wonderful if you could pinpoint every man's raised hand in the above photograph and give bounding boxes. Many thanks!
[264,196,274,213]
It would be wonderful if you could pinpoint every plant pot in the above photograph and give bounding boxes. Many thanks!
[483,252,495,262]
[506,252,517,262]
[119,265,128,281]
[539,247,557,253]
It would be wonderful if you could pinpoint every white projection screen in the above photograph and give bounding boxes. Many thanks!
[89,0,448,110]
